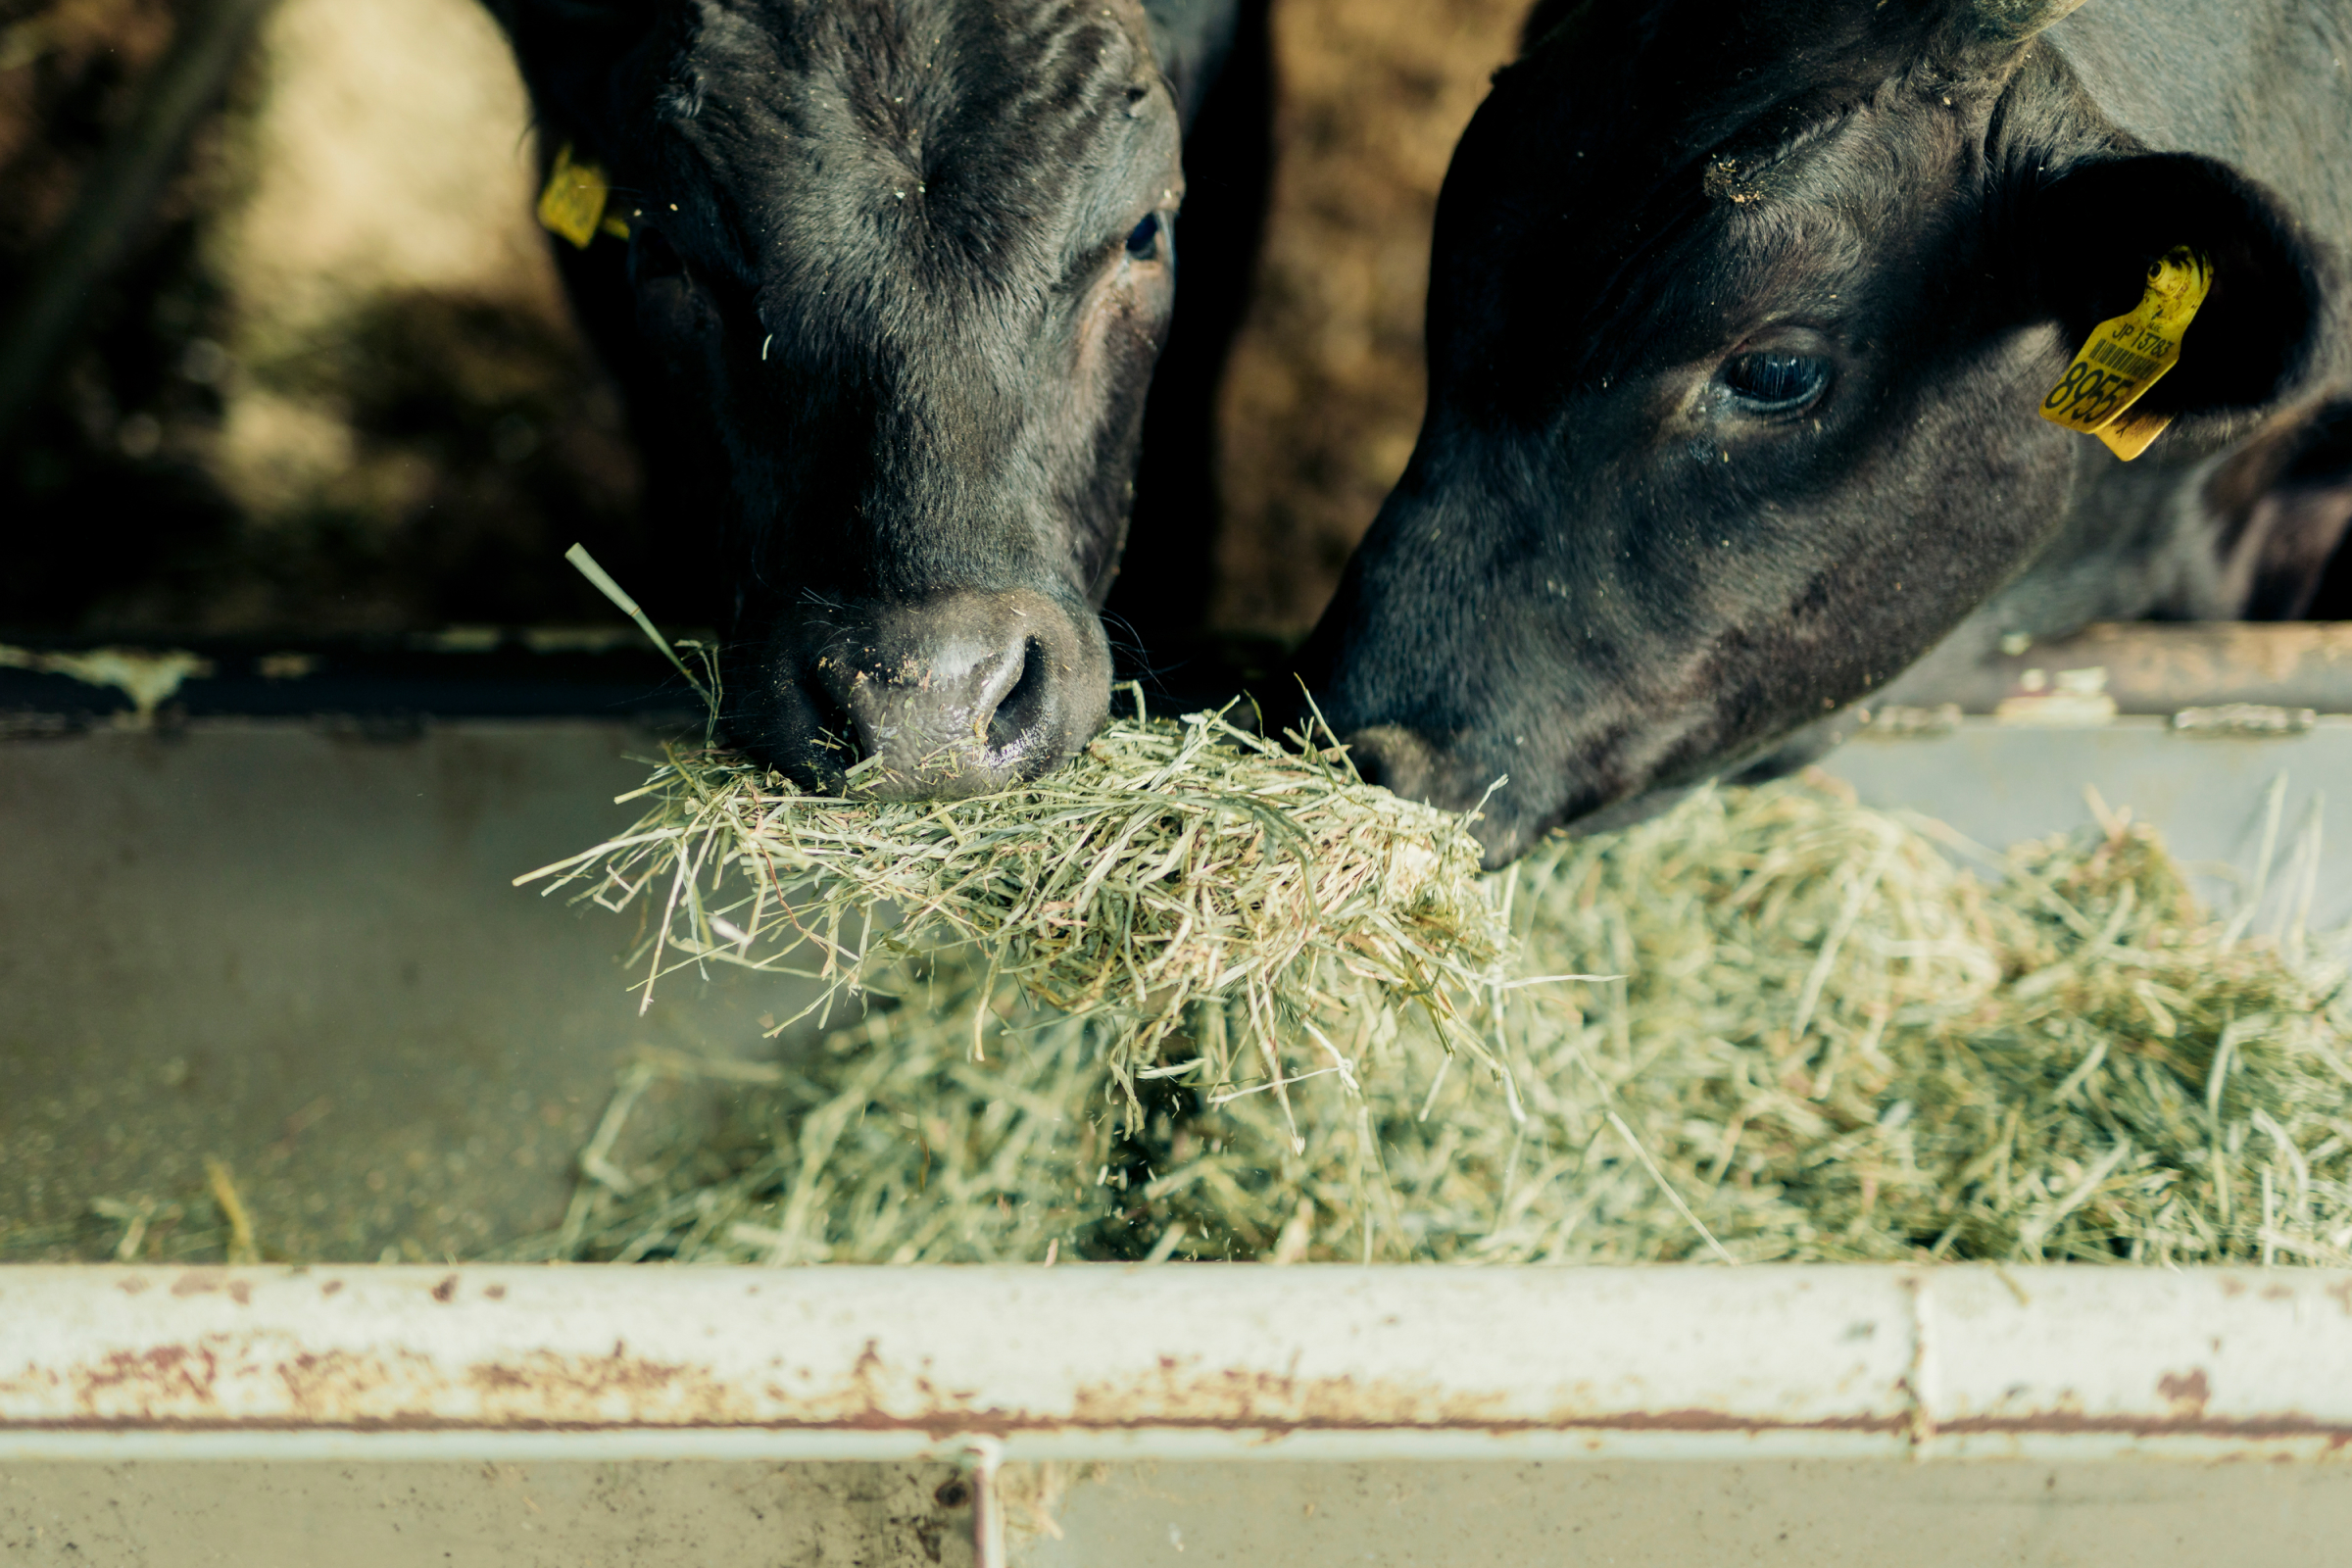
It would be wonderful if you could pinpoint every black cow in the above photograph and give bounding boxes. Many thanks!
[488,0,1261,795]
[1297,0,2352,864]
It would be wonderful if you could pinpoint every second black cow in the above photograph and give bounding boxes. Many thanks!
[1299,0,2352,863]
[490,0,1261,795]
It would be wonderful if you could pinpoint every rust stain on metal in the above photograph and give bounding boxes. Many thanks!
[1061,1362,1908,1439]
[13,1328,1904,1440]
[1553,1407,1906,1436]
[17,1339,2352,1448]
[2158,1369,2212,1418]
[1071,1361,1507,1431]
[74,1344,221,1412]
[33,1342,774,1433]
[461,1349,766,1428]
[270,1347,454,1422]
[156,1269,256,1303]
[1941,1411,2352,1446]
[10,1276,2351,1450]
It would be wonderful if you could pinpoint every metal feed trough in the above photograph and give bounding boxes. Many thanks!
[3,623,2350,1565]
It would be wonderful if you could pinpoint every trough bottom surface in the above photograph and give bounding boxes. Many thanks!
[4,1459,2349,1565]
[0,1460,983,1567]
[1045,1459,2352,1565]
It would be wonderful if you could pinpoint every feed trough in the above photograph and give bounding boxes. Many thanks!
[3,622,2349,1565]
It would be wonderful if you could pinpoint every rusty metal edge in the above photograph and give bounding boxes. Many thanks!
[9,1417,2345,1461]
[9,1428,2349,1465]
[5,1263,2350,1464]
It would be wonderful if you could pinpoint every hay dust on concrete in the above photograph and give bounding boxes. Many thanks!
[515,772,2352,1268]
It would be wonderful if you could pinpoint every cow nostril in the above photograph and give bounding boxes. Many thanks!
[985,637,1051,756]
[761,592,1107,800]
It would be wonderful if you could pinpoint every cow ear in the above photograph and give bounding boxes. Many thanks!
[2023,153,2325,417]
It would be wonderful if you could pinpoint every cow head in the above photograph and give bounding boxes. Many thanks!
[495,0,1190,795]
[1295,0,2327,863]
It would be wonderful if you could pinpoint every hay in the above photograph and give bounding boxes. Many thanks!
[516,697,1515,1139]
[517,777,2352,1268]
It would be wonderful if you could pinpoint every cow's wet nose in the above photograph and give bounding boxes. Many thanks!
[760,590,1109,799]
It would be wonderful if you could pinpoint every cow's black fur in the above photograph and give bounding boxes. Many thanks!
[487,0,1255,794]
[1296,0,2352,864]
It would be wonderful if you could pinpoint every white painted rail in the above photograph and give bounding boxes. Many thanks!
[4,1264,2348,1464]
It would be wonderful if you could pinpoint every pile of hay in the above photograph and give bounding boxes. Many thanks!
[518,776,2352,1268]
[517,698,1514,1138]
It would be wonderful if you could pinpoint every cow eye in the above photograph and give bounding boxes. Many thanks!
[1124,213,1163,260]
[1721,351,1830,413]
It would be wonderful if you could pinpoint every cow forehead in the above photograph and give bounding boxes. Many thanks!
[1696,105,1970,296]
[1442,64,1976,395]
[649,0,1173,288]
[1433,0,2023,352]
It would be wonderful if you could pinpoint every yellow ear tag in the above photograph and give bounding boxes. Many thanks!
[2038,246,2213,461]
[537,141,612,250]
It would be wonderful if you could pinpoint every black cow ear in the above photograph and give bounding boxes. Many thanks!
[2024,153,2325,417]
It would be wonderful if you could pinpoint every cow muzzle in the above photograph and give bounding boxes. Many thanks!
[1342,723,1545,870]
[746,589,1110,800]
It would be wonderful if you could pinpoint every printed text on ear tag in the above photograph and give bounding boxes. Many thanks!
[2038,247,2212,461]
[537,142,611,250]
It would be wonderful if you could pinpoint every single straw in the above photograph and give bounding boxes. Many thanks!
[564,542,714,710]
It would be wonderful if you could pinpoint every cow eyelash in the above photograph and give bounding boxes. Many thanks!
[1720,350,1831,414]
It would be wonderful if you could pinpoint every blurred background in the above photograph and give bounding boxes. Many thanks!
[0,0,1527,645]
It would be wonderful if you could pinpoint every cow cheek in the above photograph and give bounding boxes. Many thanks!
[1062,286,1170,591]
[1071,274,1170,391]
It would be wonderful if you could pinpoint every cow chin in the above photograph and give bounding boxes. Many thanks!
[731,587,1111,801]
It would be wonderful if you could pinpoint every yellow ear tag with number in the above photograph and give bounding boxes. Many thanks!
[537,142,631,248]
[2038,247,2212,461]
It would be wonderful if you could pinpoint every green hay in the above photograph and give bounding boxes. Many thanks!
[519,777,2352,1268]
[516,702,1516,1140]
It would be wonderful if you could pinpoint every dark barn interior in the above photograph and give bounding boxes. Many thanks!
[0,0,1529,650]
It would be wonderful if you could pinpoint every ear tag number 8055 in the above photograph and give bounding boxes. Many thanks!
[2038,246,2212,462]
